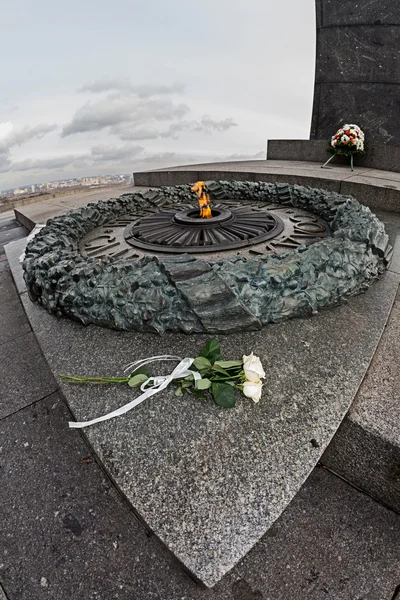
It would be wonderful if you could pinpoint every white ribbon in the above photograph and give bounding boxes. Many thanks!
[68,355,201,429]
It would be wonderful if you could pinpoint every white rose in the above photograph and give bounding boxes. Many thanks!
[243,380,263,403]
[242,352,266,382]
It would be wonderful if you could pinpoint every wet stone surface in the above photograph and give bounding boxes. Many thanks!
[13,238,399,585]
[1,395,400,600]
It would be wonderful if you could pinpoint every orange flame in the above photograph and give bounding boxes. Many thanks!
[191,181,212,218]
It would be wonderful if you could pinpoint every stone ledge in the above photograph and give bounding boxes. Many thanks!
[133,160,400,212]
[5,236,399,587]
[267,140,400,173]
[322,280,400,512]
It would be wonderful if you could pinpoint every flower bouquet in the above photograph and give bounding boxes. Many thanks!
[61,338,266,429]
[321,124,366,171]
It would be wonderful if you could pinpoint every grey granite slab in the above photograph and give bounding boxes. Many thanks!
[4,238,28,295]
[267,140,400,173]
[0,393,186,600]
[0,223,27,254]
[373,211,400,274]
[2,395,400,600]
[227,466,400,600]
[351,295,400,445]
[389,235,400,274]
[323,291,400,511]
[12,230,399,587]
[0,260,25,305]
[0,250,30,351]
[132,161,400,211]
[315,26,398,85]
[340,178,400,213]
[311,0,400,147]
[13,205,65,231]
[312,82,400,146]
[0,331,57,419]
[320,0,399,26]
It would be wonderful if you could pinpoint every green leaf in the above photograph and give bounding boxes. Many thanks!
[211,382,236,408]
[127,373,148,388]
[196,378,212,390]
[193,356,212,371]
[188,388,206,399]
[213,360,243,369]
[181,380,193,389]
[130,365,149,377]
[175,386,184,397]
[198,338,221,363]
[211,364,230,376]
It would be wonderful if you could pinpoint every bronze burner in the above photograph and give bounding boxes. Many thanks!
[124,204,284,253]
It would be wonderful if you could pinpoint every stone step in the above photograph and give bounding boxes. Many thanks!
[133,160,400,213]
[322,252,400,511]
[5,235,399,587]
[267,140,400,174]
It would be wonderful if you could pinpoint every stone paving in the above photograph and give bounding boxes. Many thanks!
[9,231,399,587]
[1,208,400,599]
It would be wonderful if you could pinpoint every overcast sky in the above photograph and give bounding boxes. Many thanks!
[0,0,315,190]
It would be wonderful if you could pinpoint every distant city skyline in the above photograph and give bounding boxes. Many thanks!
[1,173,132,197]
[1,0,315,190]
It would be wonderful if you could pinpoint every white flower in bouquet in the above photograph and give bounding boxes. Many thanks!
[242,353,266,382]
[243,380,263,403]
[323,124,366,170]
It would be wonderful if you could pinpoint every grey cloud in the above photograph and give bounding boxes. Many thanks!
[111,115,238,142]
[160,116,237,139]
[0,157,12,174]
[129,149,266,173]
[111,125,161,141]
[193,115,238,133]
[79,78,186,97]
[62,79,237,141]
[0,123,58,154]
[0,145,266,188]
[61,96,190,137]
[133,151,177,164]
[90,144,144,162]
[1,144,145,176]
[4,154,80,173]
